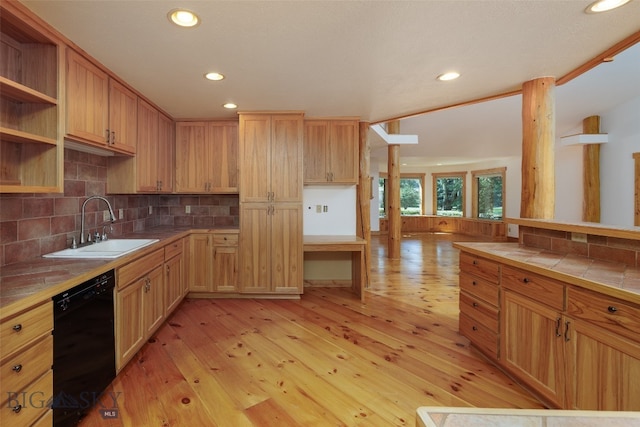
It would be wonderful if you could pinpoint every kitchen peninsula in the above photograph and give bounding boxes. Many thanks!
[454,218,640,411]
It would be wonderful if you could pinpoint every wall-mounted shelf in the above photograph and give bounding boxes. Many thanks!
[560,133,608,146]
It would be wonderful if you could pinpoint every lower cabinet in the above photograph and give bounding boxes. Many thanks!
[188,232,239,294]
[459,249,640,410]
[116,242,185,372]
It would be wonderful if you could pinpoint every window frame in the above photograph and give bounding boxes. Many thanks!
[379,172,426,217]
[471,167,506,221]
[432,172,466,217]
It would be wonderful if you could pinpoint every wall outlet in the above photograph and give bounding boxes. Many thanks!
[119,209,124,220]
[103,210,111,221]
[185,205,191,214]
[148,206,153,215]
[316,205,322,213]
[571,232,588,243]
[323,205,328,212]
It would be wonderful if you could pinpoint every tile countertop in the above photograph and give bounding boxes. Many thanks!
[416,407,640,427]
[0,226,238,318]
[452,242,640,305]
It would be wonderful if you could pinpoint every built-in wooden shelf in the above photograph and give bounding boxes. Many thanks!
[0,76,57,104]
[0,127,57,146]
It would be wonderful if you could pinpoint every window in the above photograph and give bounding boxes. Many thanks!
[472,167,506,220]
[378,173,425,217]
[432,173,465,217]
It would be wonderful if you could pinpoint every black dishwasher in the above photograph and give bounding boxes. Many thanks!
[52,269,116,427]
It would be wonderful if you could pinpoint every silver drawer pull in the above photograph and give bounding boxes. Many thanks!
[472,326,478,331]
[472,281,477,286]
[607,306,618,313]
[12,364,22,372]
[522,277,530,284]
[12,404,22,413]
[472,260,478,265]
[12,324,22,332]
[472,302,478,308]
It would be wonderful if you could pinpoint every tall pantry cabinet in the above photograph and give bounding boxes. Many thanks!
[238,112,304,295]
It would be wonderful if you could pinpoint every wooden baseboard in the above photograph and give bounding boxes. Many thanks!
[186,292,301,300]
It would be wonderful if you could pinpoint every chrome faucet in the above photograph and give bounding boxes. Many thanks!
[80,196,116,244]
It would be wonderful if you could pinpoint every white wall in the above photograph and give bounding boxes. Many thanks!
[303,186,356,235]
[553,96,639,227]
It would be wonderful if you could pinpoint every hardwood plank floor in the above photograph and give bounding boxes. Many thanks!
[80,233,543,427]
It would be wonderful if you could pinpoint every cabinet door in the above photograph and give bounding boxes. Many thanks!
[239,115,271,202]
[567,319,640,410]
[239,204,271,293]
[188,234,212,292]
[143,265,164,336]
[136,98,159,192]
[108,79,137,154]
[66,50,109,145]
[271,203,303,293]
[328,120,358,184]
[165,254,183,314]
[115,280,144,371]
[213,245,238,292]
[271,114,303,202]
[175,122,209,193]
[208,122,238,193]
[157,113,175,193]
[303,120,330,183]
[501,289,566,407]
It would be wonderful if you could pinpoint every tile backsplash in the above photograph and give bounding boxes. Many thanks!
[0,149,238,266]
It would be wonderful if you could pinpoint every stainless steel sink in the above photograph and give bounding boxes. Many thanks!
[43,239,159,259]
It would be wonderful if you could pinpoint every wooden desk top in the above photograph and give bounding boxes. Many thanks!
[303,235,366,251]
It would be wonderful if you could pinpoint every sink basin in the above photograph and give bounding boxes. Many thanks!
[43,239,159,259]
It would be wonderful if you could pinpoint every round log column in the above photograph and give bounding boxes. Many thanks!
[387,120,401,259]
[357,121,371,288]
[582,116,601,223]
[520,77,556,219]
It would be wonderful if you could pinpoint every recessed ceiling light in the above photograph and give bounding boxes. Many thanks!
[223,103,237,109]
[437,71,460,81]
[205,72,224,81]
[168,9,200,27]
[585,0,632,13]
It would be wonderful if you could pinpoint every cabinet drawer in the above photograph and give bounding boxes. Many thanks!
[459,291,499,332]
[117,248,164,289]
[459,313,498,359]
[164,239,182,260]
[213,233,238,246]
[502,266,565,311]
[459,252,499,283]
[0,301,53,360]
[0,335,52,404]
[568,287,640,343]
[0,369,51,427]
[459,272,499,307]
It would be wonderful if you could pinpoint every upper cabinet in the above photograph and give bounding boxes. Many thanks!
[175,121,238,194]
[239,113,304,203]
[304,119,359,185]
[107,98,174,193]
[0,1,64,193]
[66,49,136,155]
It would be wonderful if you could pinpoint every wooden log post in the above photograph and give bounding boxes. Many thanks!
[582,116,601,223]
[357,121,371,289]
[387,121,401,259]
[520,77,556,219]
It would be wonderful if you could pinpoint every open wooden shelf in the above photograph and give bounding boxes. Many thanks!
[0,76,57,105]
[0,127,57,146]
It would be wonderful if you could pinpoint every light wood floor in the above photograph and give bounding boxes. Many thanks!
[81,233,543,427]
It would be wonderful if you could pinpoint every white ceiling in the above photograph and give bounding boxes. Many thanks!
[22,0,640,167]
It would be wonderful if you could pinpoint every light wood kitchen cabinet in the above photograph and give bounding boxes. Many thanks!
[107,99,174,193]
[458,252,500,359]
[115,248,164,371]
[239,113,303,203]
[212,233,239,292]
[0,301,53,426]
[188,232,239,294]
[164,239,184,314]
[0,1,63,193]
[566,287,640,410]
[175,121,238,193]
[66,49,136,155]
[239,203,303,294]
[304,119,359,184]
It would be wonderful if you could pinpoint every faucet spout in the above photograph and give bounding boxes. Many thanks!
[80,196,116,244]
